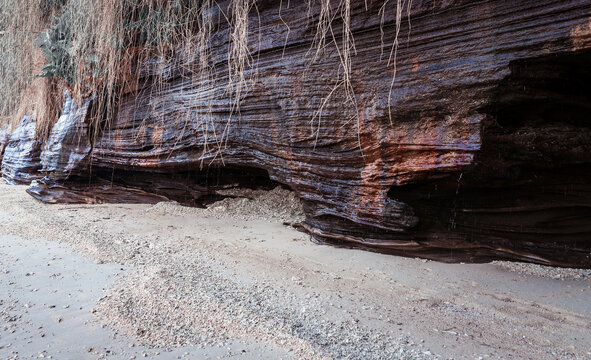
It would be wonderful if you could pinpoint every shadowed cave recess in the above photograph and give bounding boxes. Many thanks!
[385,50,591,267]
[27,165,282,207]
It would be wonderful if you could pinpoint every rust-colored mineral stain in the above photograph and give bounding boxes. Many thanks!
[412,56,420,72]
[572,13,591,51]
[152,124,164,149]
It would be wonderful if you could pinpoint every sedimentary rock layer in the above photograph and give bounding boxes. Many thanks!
[14,0,591,267]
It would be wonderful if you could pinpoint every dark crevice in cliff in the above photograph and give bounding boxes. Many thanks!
[28,164,283,207]
[492,49,591,129]
[385,49,591,266]
[477,49,591,188]
[90,165,280,207]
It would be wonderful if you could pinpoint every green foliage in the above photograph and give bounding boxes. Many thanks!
[36,15,74,83]
[35,12,101,88]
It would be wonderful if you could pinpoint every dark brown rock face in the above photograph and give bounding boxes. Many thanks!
[20,0,591,267]
[1,115,43,185]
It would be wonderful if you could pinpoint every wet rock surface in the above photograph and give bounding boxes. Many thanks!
[10,0,591,266]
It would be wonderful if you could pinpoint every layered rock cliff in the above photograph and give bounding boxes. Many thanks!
[2,0,591,267]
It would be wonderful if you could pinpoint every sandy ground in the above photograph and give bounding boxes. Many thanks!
[0,180,590,359]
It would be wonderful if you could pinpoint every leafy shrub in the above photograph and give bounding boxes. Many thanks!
[36,15,74,83]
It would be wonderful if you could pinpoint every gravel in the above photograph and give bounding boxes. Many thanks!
[96,187,430,359]
[147,186,306,223]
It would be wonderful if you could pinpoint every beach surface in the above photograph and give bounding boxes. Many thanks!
[0,181,590,359]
